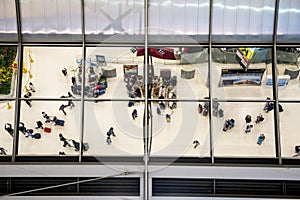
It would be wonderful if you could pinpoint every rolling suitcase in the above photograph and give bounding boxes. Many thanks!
[55,119,65,126]
[83,143,89,151]
[44,127,51,133]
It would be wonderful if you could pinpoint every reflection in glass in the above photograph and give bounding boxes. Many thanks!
[84,0,144,36]
[19,101,81,155]
[211,47,273,99]
[22,47,82,98]
[277,48,300,100]
[213,102,276,157]
[0,100,14,155]
[83,101,144,157]
[0,46,18,98]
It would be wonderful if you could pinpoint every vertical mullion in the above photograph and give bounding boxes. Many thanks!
[144,0,149,199]
[12,0,23,162]
[272,0,281,165]
[79,0,86,163]
[208,0,214,164]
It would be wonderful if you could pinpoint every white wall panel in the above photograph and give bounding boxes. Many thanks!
[85,0,144,34]
[149,0,209,35]
[213,0,275,36]
[20,0,81,34]
[278,0,300,35]
[0,0,17,33]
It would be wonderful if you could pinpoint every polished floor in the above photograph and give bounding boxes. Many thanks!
[0,47,299,159]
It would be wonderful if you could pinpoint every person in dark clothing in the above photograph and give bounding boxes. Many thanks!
[24,92,32,107]
[59,104,67,115]
[4,123,13,137]
[245,115,252,123]
[132,109,138,120]
[107,127,116,137]
[245,124,253,133]
[35,121,44,129]
[42,112,51,123]
[71,140,80,151]
[28,82,36,92]
[62,68,68,76]
[0,147,7,155]
[19,122,26,134]
[59,133,71,147]
[193,140,200,148]
[255,114,264,124]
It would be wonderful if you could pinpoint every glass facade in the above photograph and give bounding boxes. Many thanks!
[0,0,299,164]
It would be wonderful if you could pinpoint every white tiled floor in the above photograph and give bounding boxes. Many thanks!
[0,47,299,158]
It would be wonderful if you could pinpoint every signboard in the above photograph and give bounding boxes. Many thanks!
[220,68,265,86]
[123,64,138,75]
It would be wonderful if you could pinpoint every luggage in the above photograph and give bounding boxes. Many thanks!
[83,143,89,151]
[202,109,208,116]
[55,119,65,126]
[156,107,161,115]
[99,89,106,95]
[198,104,203,114]
[33,133,41,139]
[128,101,134,107]
[44,127,51,133]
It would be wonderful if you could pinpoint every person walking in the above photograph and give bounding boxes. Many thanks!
[132,109,138,120]
[0,147,7,155]
[24,92,32,108]
[62,67,68,76]
[19,122,27,134]
[59,104,67,115]
[35,121,44,129]
[42,112,51,123]
[59,133,71,147]
[193,140,200,148]
[107,127,116,137]
[28,82,36,92]
[4,123,14,137]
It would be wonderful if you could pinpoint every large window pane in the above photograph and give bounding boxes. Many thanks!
[22,47,82,98]
[148,47,209,100]
[83,101,144,157]
[277,0,300,42]
[211,47,273,100]
[151,101,210,157]
[212,0,275,42]
[19,101,81,155]
[20,0,81,42]
[277,48,300,100]
[85,47,144,99]
[213,102,276,157]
